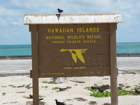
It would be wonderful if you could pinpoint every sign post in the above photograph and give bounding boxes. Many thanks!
[110,24,118,105]
[24,14,123,105]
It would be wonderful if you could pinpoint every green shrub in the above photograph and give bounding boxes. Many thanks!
[89,101,97,104]
[42,81,57,84]
[2,92,6,96]
[85,87,136,97]
[52,87,58,90]
[25,84,32,89]
[118,90,135,95]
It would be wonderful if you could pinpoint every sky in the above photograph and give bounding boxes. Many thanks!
[0,0,140,45]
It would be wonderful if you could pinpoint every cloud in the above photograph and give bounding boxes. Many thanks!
[0,6,21,16]
[0,18,8,26]
[11,22,22,25]
[2,0,139,16]
[0,0,140,44]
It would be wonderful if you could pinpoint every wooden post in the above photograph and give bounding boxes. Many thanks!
[31,25,39,105]
[109,23,118,105]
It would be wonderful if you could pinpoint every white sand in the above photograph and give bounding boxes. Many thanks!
[0,72,140,105]
[0,57,140,105]
[0,57,140,74]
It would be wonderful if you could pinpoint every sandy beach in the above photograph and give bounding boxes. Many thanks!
[0,57,140,105]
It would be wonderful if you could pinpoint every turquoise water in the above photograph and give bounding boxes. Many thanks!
[0,42,140,56]
[117,42,140,53]
[0,44,31,56]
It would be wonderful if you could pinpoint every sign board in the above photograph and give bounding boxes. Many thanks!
[38,24,110,77]
[24,14,123,105]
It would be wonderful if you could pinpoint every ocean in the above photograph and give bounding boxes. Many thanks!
[0,42,140,56]
[0,44,31,56]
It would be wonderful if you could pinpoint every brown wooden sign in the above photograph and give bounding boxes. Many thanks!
[37,24,111,77]
[25,14,123,105]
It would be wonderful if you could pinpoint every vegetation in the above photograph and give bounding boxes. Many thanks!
[41,86,48,88]
[2,92,6,96]
[42,81,57,84]
[89,101,97,105]
[66,86,72,89]
[85,87,137,97]
[119,83,125,87]
[8,84,32,89]
[25,83,32,89]
[118,90,135,95]
[119,70,140,75]
[52,87,59,90]
[22,95,29,99]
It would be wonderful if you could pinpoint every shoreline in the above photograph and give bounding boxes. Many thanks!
[0,57,140,76]
[0,70,140,77]
[0,55,140,77]
[0,53,140,60]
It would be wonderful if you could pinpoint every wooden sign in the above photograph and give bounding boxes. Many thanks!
[24,14,123,105]
[36,24,111,77]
